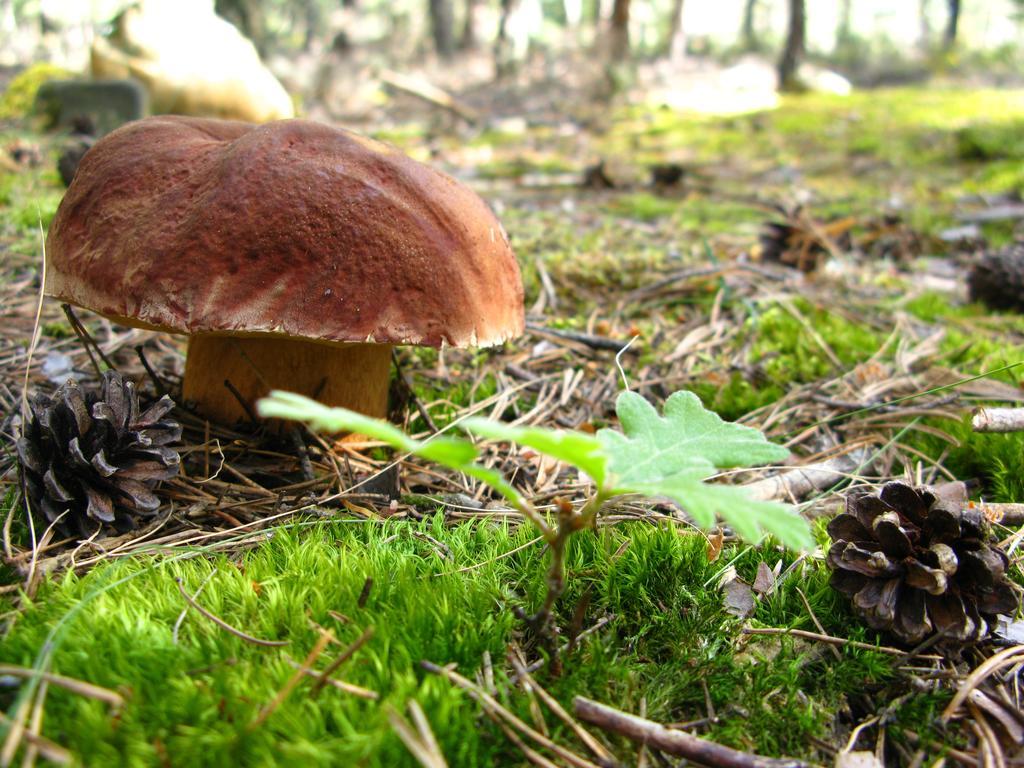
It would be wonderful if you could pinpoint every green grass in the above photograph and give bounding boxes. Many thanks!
[2,518,923,766]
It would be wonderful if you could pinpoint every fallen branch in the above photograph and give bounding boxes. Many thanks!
[525,322,634,353]
[379,70,479,123]
[972,406,1024,433]
[957,204,1024,223]
[743,448,871,502]
[983,503,1024,526]
[572,696,811,768]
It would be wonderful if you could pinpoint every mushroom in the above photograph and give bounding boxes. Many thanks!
[45,116,524,426]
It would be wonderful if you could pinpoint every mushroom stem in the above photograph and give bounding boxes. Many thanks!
[182,336,393,427]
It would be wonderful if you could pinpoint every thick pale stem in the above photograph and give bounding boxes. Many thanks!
[182,335,393,427]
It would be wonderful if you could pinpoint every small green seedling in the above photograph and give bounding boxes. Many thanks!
[258,389,811,632]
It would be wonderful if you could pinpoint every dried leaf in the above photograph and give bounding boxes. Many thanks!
[752,561,775,594]
[705,529,724,562]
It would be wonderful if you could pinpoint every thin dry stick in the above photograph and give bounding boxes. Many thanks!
[0,689,31,768]
[507,649,615,766]
[310,626,375,696]
[0,666,124,707]
[284,660,378,699]
[407,700,444,763]
[493,718,562,768]
[740,627,923,658]
[173,570,216,644]
[21,678,48,768]
[175,578,289,647]
[387,703,449,768]
[421,662,603,768]
[795,588,841,662]
[0,714,69,767]
[443,536,545,576]
[573,696,810,768]
[942,645,1024,723]
[249,631,334,730]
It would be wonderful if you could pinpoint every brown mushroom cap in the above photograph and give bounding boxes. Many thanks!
[45,115,524,348]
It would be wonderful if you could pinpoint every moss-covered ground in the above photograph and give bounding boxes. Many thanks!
[1,81,1023,765]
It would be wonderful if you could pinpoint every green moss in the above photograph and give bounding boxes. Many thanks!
[10,189,62,230]
[748,299,884,386]
[691,373,783,423]
[1,519,951,765]
[607,192,679,221]
[0,63,72,121]
[955,121,1024,161]
[903,416,1024,503]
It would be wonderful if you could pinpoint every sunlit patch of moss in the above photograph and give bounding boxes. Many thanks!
[674,197,764,235]
[903,416,1024,503]
[935,326,1024,385]
[963,159,1024,196]
[955,121,1024,161]
[11,189,62,230]
[475,155,575,180]
[748,299,884,386]
[606,192,678,221]
[900,291,975,323]
[689,373,783,423]
[0,62,72,120]
[367,124,430,151]
[41,320,73,339]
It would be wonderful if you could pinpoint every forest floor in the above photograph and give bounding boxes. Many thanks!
[1,80,1023,766]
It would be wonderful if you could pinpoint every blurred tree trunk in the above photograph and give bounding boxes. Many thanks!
[460,0,481,49]
[430,0,456,58]
[563,0,583,29]
[303,1,323,51]
[777,0,805,92]
[943,0,960,48]
[609,0,630,61]
[740,0,759,51]
[665,0,685,62]
[495,0,521,76]
[836,0,852,46]
[918,0,932,50]
[215,0,265,50]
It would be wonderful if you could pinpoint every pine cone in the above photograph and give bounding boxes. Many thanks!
[827,482,1019,646]
[755,221,825,273]
[968,242,1024,312]
[16,371,181,535]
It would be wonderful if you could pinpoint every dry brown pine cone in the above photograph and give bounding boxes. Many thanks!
[827,482,1019,645]
[968,241,1024,313]
[16,370,181,535]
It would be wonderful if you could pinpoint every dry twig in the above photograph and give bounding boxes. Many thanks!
[573,696,811,768]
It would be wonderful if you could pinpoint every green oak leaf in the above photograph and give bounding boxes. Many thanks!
[599,390,789,487]
[629,478,813,550]
[599,390,809,549]
[462,418,607,487]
